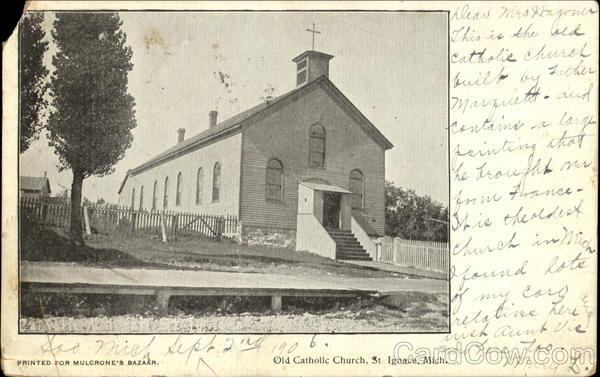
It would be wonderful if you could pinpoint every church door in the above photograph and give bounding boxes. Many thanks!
[322,192,341,229]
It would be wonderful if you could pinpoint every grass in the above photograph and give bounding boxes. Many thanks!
[21,225,402,278]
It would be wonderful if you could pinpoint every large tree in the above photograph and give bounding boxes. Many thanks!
[20,12,49,153]
[47,13,136,244]
[385,181,449,242]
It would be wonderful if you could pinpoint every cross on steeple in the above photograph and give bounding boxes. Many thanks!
[306,23,321,51]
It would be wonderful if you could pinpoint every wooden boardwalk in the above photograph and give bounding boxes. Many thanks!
[21,262,378,312]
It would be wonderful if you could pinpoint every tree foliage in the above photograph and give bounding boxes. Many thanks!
[385,181,448,242]
[20,12,49,153]
[48,13,136,177]
[47,13,136,244]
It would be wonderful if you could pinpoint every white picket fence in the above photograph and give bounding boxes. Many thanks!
[380,236,449,273]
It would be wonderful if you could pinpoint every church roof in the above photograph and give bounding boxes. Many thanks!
[119,76,393,194]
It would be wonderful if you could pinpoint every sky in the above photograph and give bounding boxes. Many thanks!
[20,11,449,204]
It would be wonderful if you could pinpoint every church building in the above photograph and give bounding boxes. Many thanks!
[118,49,393,261]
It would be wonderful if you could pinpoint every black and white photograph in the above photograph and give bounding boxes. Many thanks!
[17,10,449,334]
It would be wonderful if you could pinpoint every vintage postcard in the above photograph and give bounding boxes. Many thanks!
[1,1,597,376]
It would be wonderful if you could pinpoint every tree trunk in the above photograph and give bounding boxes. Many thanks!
[70,170,85,246]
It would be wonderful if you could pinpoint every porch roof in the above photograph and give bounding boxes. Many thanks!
[299,182,351,194]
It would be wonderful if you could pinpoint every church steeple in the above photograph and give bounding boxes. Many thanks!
[292,23,333,87]
[292,50,334,88]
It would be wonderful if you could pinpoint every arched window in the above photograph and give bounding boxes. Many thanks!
[131,188,136,209]
[152,181,158,210]
[265,159,283,201]
[349,169,364,209]
[196,168,203,204]
[163,177,169,208]
[309,124,325,168]
[139,186,144,210]
[212,163,221,202]
[176,172,183,206]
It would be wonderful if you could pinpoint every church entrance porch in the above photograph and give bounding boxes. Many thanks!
[296,181,372,262]
[296,181,351,231]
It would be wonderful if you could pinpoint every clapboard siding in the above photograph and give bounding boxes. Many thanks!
[240,86,385,235]
[119,132,242,216]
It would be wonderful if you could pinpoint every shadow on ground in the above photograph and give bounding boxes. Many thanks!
[21,227,167,269]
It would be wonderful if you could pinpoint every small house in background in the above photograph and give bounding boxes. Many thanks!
[19,173,51,199]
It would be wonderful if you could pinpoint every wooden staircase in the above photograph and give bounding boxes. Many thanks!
[326,228,372,261]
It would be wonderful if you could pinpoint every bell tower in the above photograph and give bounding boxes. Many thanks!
[293,23,333,87]
[292,50,334,87]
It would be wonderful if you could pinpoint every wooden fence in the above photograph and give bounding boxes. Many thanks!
[20,197,73,229]
[19,197,238,241]
[380,236,449,273]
